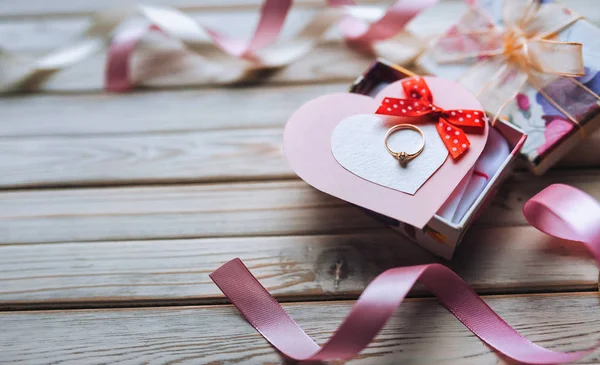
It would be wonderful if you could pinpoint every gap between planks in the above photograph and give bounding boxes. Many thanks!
[2,286,598,312]
[0,292,599,364]
[0,0,385,19]
[0,83,349,137]
[1,171,598,308]
[0,120,599,188]
[0,1,595,93]
[1,170,600,241]
[0,5,598,362]
[0,226,597,310]
[0,2,469,92]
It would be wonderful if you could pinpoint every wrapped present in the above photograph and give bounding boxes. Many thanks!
[416,0,600,174]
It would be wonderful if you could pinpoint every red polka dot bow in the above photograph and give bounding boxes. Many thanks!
[375,77,487,159]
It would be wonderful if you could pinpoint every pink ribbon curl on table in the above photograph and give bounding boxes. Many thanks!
[210,184,600,364]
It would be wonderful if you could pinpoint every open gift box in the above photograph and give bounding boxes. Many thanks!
[283,59,526,260]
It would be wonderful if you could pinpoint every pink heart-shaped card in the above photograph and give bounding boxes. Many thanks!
[283,76,488,229]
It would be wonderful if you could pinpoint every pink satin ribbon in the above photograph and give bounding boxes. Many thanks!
[210,184,600,364]
[105,0,437,91]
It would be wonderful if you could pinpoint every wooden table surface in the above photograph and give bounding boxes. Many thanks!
[1,0,599,364]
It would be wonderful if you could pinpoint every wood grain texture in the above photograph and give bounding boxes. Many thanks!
[0,2,598,364]
[0,128,289,187]
[0,9,335,53]
[0,1,595,92]
[482,169,600,225]
[0,3,468,92]
[1,293,599,364]
[0,0,381,18]
[29,41,376,92]
[1,1,594,52]
[2,117,600,187]
[2,171,600,244]
[0,180,383,244]
[0,8,383,92]
[0,83,346,137]
[0,0,592,22]
[0,226,597,307]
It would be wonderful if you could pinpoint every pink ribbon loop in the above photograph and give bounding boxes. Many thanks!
[210,184,600,364]
[105,0,438,92]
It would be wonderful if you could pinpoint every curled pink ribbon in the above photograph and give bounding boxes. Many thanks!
[210,184,600,364]
[105,0,437,91]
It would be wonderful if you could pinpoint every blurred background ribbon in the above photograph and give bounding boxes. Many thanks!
[0,0,438,93]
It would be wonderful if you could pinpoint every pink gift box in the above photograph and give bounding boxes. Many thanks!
[342,59,527,259]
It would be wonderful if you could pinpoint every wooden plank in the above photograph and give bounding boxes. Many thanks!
[0,9,325,53]
[0,1,594,54]
[0,3,465,92]
[481,169,600,226]
[0,4,462,53]
[1,114,600,187]
[559,136,600,169]
[0,1,595,92]
[27,42,375,92]
[0,226,597,307]
[0,83,346,137]
[4,41,375,92]
[0,181,382,244]
[4,81,600,143]
[0,128,290,187]
[1,1,595,52]
[1,170,600,244]
[0,0,592,22]
[0,8,382,92]
[0,0,381,19]
[1,293,599,364]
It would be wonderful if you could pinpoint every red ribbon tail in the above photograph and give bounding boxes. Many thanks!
[436,118,470,159]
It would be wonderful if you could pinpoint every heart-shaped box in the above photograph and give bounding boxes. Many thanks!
[284,76,488,230]
[285,60,527,259]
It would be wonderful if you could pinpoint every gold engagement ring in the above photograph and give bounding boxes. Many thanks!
[384,124,425,165]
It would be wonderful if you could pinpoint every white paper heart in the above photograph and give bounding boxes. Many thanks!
[331,114,448,195]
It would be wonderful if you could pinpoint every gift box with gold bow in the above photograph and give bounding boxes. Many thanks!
[416,0,600,175]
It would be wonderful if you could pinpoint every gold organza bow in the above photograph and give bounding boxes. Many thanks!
[431,0,599,129]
